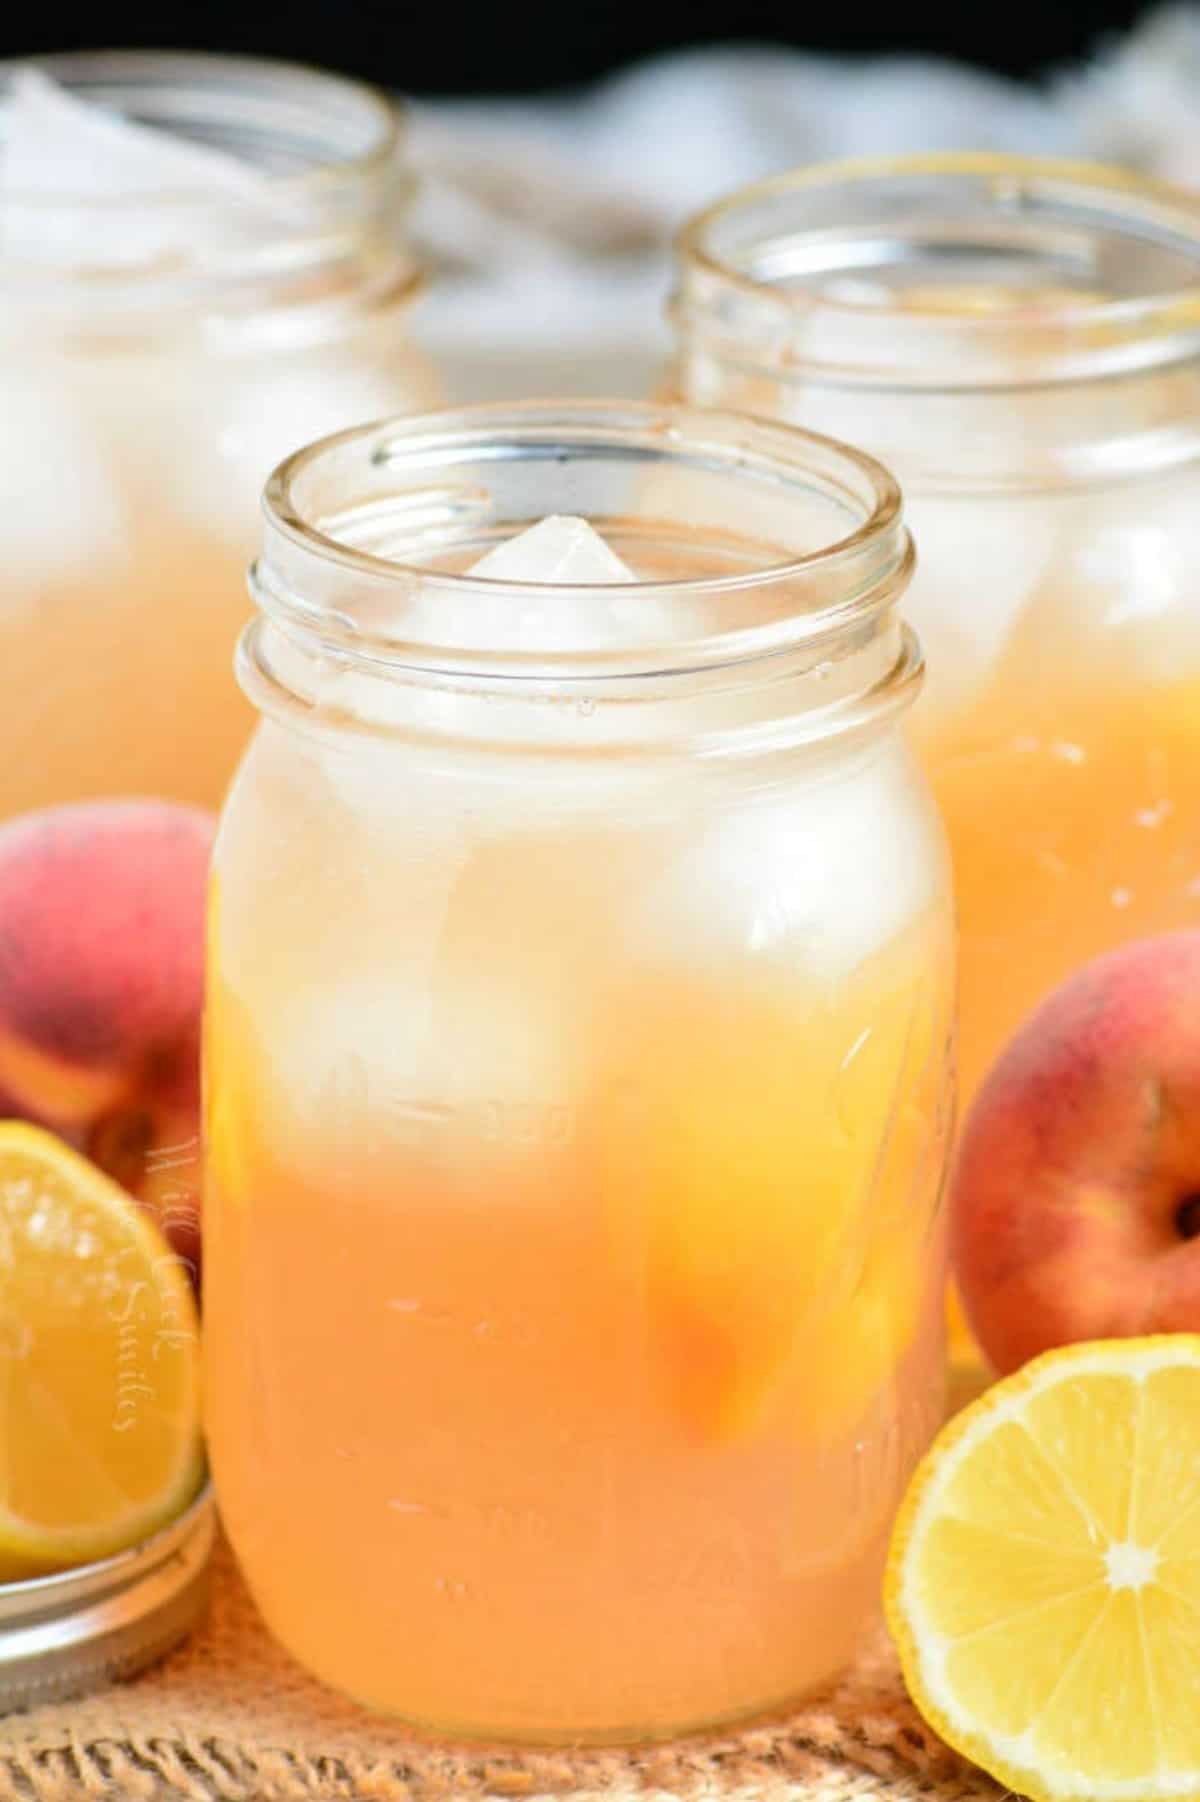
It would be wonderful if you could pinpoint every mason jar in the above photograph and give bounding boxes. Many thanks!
[0,51,439,816]
[203,400,955,1741]
[671,155,1200,1113]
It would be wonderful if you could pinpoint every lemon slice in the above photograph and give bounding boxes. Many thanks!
[886,1336,1200,1802]
[0,1122,203,1581]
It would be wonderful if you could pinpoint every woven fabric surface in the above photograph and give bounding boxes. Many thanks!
[0,1535,1000,1802]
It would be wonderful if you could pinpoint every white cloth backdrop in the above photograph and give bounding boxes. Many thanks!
[404,5,1200,398]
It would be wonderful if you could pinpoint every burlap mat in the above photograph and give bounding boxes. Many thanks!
[0,1534,999,1802]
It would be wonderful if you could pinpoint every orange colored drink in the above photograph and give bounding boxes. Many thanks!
[924,664,1200,1109]
[206,904,949,1737]
[0,521,254,816]
[202,404,955,1739]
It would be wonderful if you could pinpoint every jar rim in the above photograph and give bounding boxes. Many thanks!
[0,50,403,210]
[675,153,1200,387]
[0,50,414,312]
[254,399,914,682]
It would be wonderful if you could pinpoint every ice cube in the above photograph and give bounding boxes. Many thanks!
[0,357,126,598]
[0,68,288,267]
[468,515,637,584]
[995,475,1200,690]
[236,843,592,1182]
[158,344,441,546]
[697,379,1058,737]
[425,517,642,656]
[903,490,1057,736]
[313,516,680,816]
[635,739,946,982]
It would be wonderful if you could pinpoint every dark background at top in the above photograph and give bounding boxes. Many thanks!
[3,1,1148,94]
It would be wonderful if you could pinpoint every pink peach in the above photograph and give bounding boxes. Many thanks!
[953,930,1200,1375]
[0,799,213,1276]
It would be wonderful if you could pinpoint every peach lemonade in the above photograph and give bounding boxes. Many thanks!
[673,156,1200,1110]
[203,405,955,1740]
[0,53,437,816]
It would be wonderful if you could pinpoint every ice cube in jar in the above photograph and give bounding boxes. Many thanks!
[670,156,1200,1108]
[0,54,440,817]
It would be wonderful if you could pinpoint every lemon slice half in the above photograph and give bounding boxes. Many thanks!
[887,1335,1200,1802]
[0,1122,203,1582]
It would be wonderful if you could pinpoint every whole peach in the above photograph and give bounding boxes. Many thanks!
[0,799,213,1277]
[953,931,1200,1374]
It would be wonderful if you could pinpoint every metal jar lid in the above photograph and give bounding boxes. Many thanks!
[0,1482,215,1714]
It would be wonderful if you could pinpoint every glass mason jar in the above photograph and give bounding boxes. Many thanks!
[0,52,439,816]
[204,400,955,1741]
[671,156,1200,1114]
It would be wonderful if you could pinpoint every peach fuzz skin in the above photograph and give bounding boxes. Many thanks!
[0,799,213,1278]
[953,931,1200,1376]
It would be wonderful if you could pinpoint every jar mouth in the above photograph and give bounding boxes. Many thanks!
[0,50,401,201]
[675,153,1200,388]
[253,400,913,682]
[0,51,411,300]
